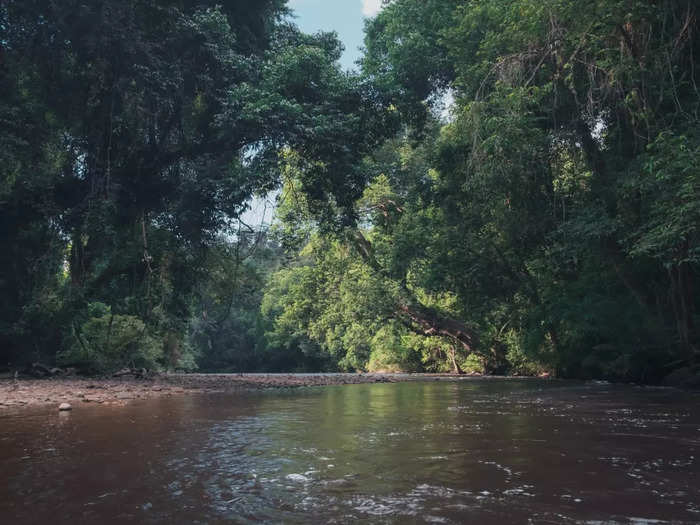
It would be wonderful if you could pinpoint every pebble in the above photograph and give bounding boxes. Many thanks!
[58,403,72,411]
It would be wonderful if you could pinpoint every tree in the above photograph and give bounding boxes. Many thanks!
[356,0,700,380]
[263,0,699,380]
[0,0,392,372]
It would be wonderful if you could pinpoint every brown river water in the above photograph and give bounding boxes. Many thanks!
[1,379,700,524]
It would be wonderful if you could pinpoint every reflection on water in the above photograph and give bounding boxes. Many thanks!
[1,380,700,523]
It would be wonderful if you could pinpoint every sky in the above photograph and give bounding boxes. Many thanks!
[286,0,383,70]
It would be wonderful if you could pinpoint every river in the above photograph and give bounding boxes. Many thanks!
[1,379,699,523]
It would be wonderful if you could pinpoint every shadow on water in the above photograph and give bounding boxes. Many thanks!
[1,379,700,523]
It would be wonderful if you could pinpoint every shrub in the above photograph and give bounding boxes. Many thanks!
[58,303,163,374]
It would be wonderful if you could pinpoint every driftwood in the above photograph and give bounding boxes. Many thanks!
[28,363,75,378]
[112,367,152,379]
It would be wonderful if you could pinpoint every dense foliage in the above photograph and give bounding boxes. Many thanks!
[0,0,385,372]
[2,1,698,383]
[262,0,700,381]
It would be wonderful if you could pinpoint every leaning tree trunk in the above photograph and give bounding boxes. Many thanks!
[349,229,481,361]
[395,302,478,355]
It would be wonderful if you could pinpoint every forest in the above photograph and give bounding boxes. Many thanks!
[1,0,698,385]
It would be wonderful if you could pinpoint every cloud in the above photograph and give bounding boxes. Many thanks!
[361,0,383,17]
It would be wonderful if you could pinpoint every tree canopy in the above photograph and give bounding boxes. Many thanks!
[1,0,698,384]
[263,0,700,381]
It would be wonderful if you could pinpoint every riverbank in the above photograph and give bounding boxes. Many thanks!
[0,372,479,409]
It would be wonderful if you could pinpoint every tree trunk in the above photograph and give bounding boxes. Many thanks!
[671,256,695,359]
[349,229,481,358]
[396,302,479,355]
[70,231,86,286]
[448,346,465,374]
